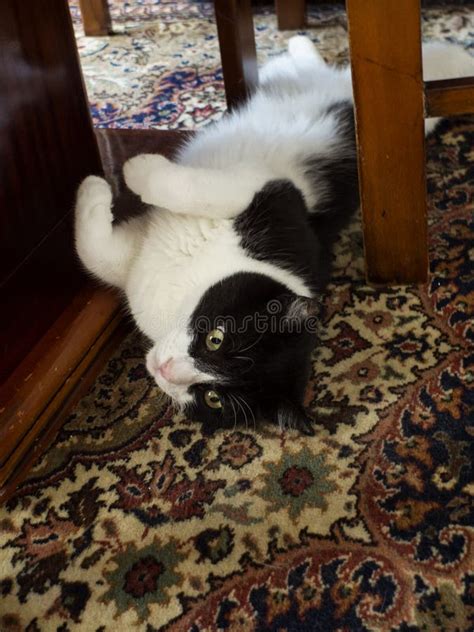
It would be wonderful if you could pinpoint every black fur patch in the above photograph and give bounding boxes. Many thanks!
[234,180,326,293]
[111,170,150,224]
[306,101,359,251]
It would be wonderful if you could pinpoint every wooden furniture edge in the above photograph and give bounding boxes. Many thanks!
[425,76,474,117]
[0,314,130,503]
[347,0,428,284]
[0,285,123,492]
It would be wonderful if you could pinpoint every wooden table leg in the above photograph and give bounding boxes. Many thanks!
[214,0,258,110]
[275,0,306,30]
[78,0,112,36]
[347,0,428,284]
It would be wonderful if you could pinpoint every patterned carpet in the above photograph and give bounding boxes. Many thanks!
[1,2,473,630]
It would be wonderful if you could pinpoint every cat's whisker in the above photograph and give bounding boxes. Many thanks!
[169,397,182,414]
[234,355,255,371]
[234,394,248,431]
[239,395,256,431]
[239,332,264,354]
[230,394,243,431]
[228,395,238,432]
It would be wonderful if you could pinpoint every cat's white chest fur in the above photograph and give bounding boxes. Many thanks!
[125,208,312,343]
[125,210,240,341]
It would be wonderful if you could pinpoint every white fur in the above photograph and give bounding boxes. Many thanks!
[75,37,474,404]
[75,176,144,288]
[124,154,274,219]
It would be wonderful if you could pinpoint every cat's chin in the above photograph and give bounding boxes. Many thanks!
[151,371,194,407]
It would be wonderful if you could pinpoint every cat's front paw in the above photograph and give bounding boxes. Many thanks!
[75,175,113,233]
[123,154,172,204]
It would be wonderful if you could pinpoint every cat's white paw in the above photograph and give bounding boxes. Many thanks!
[123,154,171,202]
[77,175,111,205]
[75,175,113,232]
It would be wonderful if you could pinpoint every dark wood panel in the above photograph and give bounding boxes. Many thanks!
[0,285,122,488]
[0,0,102,379]
[214,0,258,110]
[0,213,84,383]
[347,0,428,284]
[425,76,474,117]
[78,0,112,36]
[0,317,131,504]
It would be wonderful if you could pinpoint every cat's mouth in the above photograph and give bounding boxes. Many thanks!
[148,368,194,406]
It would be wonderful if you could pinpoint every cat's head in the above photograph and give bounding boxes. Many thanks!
[146,272,319,433]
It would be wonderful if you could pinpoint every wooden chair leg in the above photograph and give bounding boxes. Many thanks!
[78,0,112,36]
[275,0,306,30]
[347,0,428,284]
[214,0,258,110]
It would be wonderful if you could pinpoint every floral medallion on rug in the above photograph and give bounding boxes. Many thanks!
[0,2,473,631]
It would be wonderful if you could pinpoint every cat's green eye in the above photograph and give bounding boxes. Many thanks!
[204,390,222,409]
[206,328,224,351]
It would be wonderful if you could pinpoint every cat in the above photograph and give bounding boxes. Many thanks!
[75,37,473,433]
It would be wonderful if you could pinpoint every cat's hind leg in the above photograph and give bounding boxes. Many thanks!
[259,36,326,86]
[287,35,326,67]
[258,35,327,87]
[75,176,141,289]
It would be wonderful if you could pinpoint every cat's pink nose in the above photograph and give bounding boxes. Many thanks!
[156,356,198,385]
[158,358,174,381]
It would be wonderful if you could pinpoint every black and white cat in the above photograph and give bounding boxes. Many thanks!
[75,37,473,432]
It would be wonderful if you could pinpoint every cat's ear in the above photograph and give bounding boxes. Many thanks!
[271,399,315,436]
[272,294,322,328]
[286,296,321,321]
